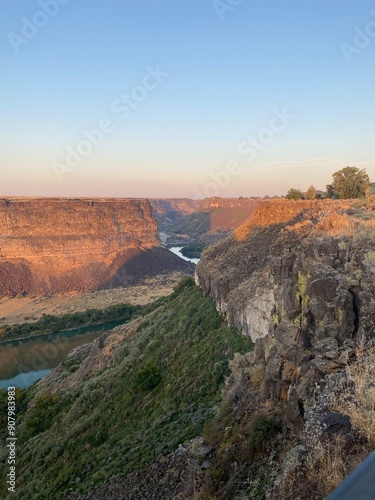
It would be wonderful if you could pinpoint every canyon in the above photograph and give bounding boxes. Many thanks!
[0,197,193,297]
[157,196,261,244]
[150,198,201,231]
[0,198,374,499]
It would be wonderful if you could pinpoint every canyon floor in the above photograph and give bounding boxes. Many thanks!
[0,272,187,326]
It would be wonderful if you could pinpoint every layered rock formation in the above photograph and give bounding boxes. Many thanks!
[196,199,375,427]
[0,197,193,296]
[164,197,260,244]
[150,198,201,231]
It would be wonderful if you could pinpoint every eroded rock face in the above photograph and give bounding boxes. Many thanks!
[196,199,375,424]
[150,198,201,230]
[0,197,193,296]
[155,197,262,245]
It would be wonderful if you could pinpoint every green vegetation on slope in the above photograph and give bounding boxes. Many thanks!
[168,211,211,238]
[0,278,253,499]
[180,242,206,259]
[0,303,142,341]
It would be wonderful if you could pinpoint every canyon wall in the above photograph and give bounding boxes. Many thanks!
[0,197,193,296]
[6,198,375,498]
[196,198,375,427]
[162,197,261,244]
[150,198,202,231]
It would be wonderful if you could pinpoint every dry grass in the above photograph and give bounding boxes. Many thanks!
[249,363,266,390]
[0,272,186,326]
[304,345,375,497]
[306,435,350,495]
[273,345,375,499]
[334,345,375,447]
[275,436,356,499]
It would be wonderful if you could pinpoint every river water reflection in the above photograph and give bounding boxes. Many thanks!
[0,246,199,389]
[0,319,126,389]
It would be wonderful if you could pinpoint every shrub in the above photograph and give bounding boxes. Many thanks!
[21,392,61,439]
[248,413,277,452]
[135,361,162,391]
[173,276,195,294]
[286,188,304,200]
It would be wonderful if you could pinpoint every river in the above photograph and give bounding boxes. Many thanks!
[168,246,200,265]
[0,319,126,389]
[159,232,200,265]
[0,244,199,389]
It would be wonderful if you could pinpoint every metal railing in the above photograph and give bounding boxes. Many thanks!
[326,450,375,499]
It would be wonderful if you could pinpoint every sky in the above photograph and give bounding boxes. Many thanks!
[1,0,374,198]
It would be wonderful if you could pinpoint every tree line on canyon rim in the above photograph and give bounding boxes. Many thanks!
[286,166,371,200]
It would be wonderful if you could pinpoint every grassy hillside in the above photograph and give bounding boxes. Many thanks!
[168,211,211,238]
[0,278,253,499]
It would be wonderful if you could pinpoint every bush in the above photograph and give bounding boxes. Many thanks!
[173,276,195,294]
[286,188,304,200]
[135,361,162,391]
[248,413,277,452]
[21,392,61,439]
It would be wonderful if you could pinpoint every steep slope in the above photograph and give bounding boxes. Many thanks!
[196,199,375,345]
[0,198,193,296]
[1,199,374,499]
[196,198,375,497]
[0,279,252,499]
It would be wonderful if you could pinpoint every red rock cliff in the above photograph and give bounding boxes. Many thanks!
[0,197,193,296]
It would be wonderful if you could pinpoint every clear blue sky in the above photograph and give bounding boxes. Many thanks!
[1,0,374,198]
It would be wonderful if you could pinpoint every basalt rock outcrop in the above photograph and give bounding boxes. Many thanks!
[196,199,375,428]
[0,197,193,296]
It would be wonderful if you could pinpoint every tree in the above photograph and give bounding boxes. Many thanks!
[304,185,316,200]
[326,184,335,199]
[286,188,304,200]
[331,167,370,199]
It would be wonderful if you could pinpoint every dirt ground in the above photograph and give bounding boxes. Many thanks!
[0,272,188,326]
